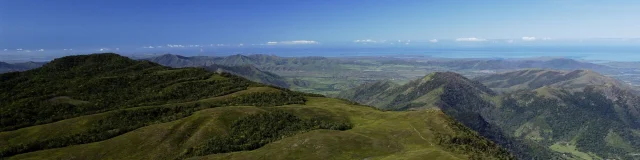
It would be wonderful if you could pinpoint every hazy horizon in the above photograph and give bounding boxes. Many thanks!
[2,0,640,61]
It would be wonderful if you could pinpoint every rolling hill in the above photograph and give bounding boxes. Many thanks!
[0,53,513,160]
[340,70,640,159]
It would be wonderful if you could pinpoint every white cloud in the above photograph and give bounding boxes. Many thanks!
[542,37,552,40]
[354,39,377,43]
[522,37,537,41]
[37,49,44,52]
[429,39,438,43]
[3,49,7,51]
[456,37,487,42]
[167,44,185,48]
[507,40,514,43]
[269,40,319,45]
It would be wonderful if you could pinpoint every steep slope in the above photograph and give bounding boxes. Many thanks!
[1,53,513,159]
[336,80,399,106]
[340,72,495,111]
[475,69,640,159]
[343,70,640,159]
[340,72,559,159]
[486,88,640,160]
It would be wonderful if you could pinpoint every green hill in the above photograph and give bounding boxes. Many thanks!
[341,70,640,159]
[339,72,558,159]
[1,53,513,159]
[477,69,640,159]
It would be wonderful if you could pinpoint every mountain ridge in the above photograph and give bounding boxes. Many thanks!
[474,69,627,93]
[339,71,558,159]
[340,70,640,159]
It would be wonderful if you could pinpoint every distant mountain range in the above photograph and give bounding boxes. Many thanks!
[145,54,291,88]
[410,58,612,71]
[145,54,629,95]
[339,69,640,159]
[145,54,340,70]
[147,54,612,72]
[0,61,46,74]
[474,69,628,93]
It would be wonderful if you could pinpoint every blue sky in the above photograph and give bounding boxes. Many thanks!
[1,0,640,49]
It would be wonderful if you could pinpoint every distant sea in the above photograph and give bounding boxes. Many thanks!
[1,45,639,63]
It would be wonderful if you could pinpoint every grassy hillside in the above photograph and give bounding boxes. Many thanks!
[7,98,512,160]
[1,53,513,159]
